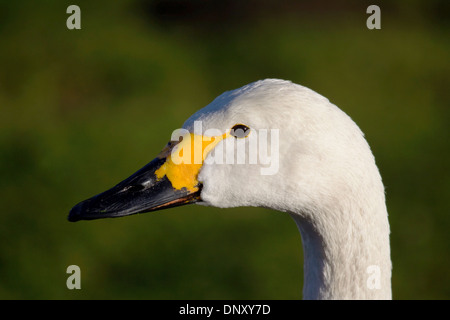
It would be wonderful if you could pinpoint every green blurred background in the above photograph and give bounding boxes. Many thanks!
[0,0,449,299]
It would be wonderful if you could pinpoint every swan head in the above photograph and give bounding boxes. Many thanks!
[69,79,392,299]
[69,79,382,223]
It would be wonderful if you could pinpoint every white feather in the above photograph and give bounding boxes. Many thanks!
[184,79,391,299]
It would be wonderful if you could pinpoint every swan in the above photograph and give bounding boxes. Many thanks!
[69,79,392,300]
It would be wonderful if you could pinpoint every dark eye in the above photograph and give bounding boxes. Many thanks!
[230,124,250,138]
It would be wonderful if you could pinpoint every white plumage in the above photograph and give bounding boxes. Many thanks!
[184,79,392,299]
[70,78,392,300]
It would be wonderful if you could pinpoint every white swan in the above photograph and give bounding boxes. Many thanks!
[69,79,392,300]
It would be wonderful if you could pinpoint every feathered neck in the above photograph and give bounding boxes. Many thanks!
[289,191,392,300]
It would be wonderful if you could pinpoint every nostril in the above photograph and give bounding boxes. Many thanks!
[122,185,145,193]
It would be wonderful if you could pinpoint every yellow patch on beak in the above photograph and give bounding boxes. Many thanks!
[155,132,229,192]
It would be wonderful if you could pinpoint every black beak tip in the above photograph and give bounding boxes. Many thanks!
[68,202,84,222]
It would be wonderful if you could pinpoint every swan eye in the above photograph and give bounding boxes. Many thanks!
[230,124,251,138]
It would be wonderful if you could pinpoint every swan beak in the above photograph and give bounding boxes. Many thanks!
[68,153,201,222]
[68,132,227,222]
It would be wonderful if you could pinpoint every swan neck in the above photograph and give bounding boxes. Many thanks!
[290,205,392,300]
